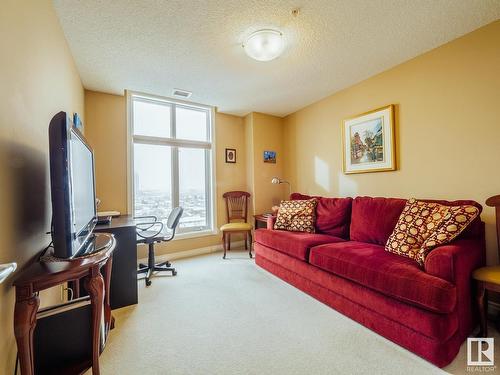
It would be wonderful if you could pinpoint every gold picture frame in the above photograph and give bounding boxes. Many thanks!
[342,104,396,174]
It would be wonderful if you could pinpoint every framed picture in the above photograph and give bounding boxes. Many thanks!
[342,104,396,174]
[263,151,276,163]
[225,148,236,163]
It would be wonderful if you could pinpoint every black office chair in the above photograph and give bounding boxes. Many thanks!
[135,207,183,286]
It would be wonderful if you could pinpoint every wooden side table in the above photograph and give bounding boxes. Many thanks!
[13,233,115,375]
[473,195,500,337]
[474,267,500,336]
[254,213,274,229]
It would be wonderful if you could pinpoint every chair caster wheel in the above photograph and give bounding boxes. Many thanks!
[146,279,152,286]
[172,270,177,276]
[166,261,171,267]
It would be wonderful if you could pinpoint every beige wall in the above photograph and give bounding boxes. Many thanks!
[0,0,84,371]
[284,20,500,264]
[85,91,128,213]
[244,112,287,215]
[214,112,248,245]
[250,113,286,214]
[244,113,255,215]
[84,92,248,257]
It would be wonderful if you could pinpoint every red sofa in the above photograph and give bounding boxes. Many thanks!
[254,194,485,367]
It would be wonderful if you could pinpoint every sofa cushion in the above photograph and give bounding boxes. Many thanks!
[274,198,318,233]
[350,197,482,246]
[291,193,352,238]
[309,241,456,313]
[350,196,407,245]
[256,243,458,341]
[254,229,345,261]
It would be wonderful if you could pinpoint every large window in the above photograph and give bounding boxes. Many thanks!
[128,92,215,236]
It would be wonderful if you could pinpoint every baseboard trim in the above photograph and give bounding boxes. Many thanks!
[137,240,245,264]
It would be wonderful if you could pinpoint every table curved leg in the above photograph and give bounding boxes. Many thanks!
[477,282,487,337]
[84,268,104,375]
[102,256,114,332]
[14,291,40,375]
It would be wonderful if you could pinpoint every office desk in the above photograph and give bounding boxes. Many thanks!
[94,215,138,309]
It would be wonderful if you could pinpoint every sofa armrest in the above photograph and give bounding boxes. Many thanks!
[266,215,277,230]
[425,239,485,283]
[424,235,485,337]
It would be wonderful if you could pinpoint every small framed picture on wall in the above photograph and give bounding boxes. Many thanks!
[263,151,276,163]
[225,148,236,163]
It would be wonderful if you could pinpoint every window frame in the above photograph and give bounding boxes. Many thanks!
[126,90,217,239]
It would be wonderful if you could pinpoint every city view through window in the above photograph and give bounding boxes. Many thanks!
[131,96,212,234]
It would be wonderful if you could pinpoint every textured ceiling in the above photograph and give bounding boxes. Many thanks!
[53,0,500,117]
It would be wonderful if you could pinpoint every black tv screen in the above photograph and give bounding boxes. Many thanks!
[49,112,97,258]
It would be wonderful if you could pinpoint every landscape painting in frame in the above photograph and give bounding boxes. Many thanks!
[342,104,396,174]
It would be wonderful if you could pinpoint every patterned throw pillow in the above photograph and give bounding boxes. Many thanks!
[421,205,479,254]
[274,199,318,233]
[385,198,479,266]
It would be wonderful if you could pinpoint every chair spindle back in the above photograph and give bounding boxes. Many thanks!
[223,191,250,223]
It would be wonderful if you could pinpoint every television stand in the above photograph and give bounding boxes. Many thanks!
[13,233,116,375]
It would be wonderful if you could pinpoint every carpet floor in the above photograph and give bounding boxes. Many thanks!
[91,250,500,375]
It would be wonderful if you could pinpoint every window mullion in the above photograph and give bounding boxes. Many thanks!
[171,105,180,211]
[206,108,211,142]
[205,149,211,230]
[133,135,211,149]
[172,146,180,210]
[170,103,176,139]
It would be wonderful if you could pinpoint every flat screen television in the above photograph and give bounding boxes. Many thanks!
[49,111,97,258]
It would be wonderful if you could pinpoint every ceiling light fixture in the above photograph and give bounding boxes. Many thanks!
[243,29,284,62]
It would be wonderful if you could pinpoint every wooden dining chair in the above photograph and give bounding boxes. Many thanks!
[221,191,253,259]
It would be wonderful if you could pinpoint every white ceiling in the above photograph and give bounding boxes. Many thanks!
[53,0,500,117]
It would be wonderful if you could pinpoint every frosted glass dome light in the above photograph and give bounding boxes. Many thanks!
[243,29,284,62]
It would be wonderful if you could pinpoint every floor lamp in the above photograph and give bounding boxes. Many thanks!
[271,177,292,197]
